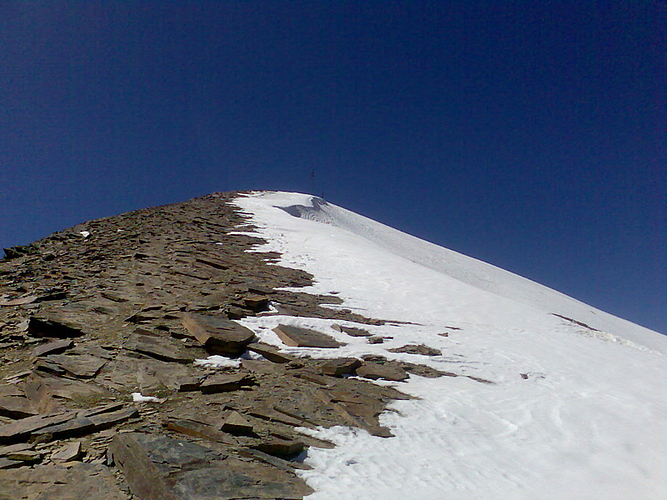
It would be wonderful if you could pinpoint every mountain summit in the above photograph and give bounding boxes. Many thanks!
[0,191,663,500]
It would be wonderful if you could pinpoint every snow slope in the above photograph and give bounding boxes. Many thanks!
[232,191,666,500]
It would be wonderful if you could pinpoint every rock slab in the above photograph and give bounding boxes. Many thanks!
[273,324,344,348]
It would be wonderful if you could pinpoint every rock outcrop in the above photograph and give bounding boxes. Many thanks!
[0,192,454,499]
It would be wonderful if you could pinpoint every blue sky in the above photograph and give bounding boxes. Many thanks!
[1,1,665,333]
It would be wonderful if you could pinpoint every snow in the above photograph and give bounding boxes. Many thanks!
[232,191,666,500]
[194,356,242,369]
[131,393,161,403]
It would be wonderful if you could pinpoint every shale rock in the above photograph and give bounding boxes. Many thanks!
[0,191,416,499]
[273,324,345,348]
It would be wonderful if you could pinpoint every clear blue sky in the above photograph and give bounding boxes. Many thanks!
[1,1,665,333]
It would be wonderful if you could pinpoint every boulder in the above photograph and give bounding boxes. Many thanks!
[181,313,255,355]
[320,358,362,377]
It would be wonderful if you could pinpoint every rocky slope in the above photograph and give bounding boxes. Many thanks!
[0,192,454,500]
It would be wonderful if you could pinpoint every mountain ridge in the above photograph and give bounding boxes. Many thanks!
[0,190,663,499]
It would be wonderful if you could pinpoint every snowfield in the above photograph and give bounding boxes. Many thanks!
[232,191,665,500]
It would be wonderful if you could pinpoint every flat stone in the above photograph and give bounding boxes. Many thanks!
[0,386,23,398]
[221,411,254,436]
[33,463,127,499]
[0,396,38,419]
[133,433,227,471]
[0,411,78,444]
[252,436,305,458]
[356,362,409,381]
[172,457,313,500]
[0,295,38,306]
[273,324,344,348]
[97,354,195,394]
[35,353,106,378]
[194,255,232,270]
[31,339,74,358]
[320,358,362,377]
[164,419,237,445]
[100,291,128,303]
[332,324,372,337]
[0,443,33,456]
[109,434,180,500]
[176,376,202,392]
[125,332,194,363]
[6,449,41,462]
[239,447,312,471]
[0,404,137,444]
[200,373,255,394]
[242,294,269,311]
[27,312,87,338]
[389,343,442,356]
[0,457,22,469]
[181,313,255,355]
[23,377,60,414]
[28,373,109,403]
[51,440,82,462]
[246,342,294,363]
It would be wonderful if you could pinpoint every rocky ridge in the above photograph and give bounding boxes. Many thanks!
[0,192,456,499]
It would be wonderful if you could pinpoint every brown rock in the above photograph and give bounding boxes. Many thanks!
[0,396,38,419]
[221,411,254,436]
[242,294,270,311]
[200,373,255,393]
[181,313,255,355]
[356,362,409,381]
[253,436,305,458]
[0,463,127,499]
[23,376,60,414]
[246,342,294,363]
[27,312,87,338]
[35,353,106,378]
[273,324,344,348]
[176,376,202,392]
[51,440,82,462]
[125,331,194,363]
[31,339,74,358]
[0,410,77,444]
[164,418,237,445]
[389,344,441,356]
[320,358,362,377]
[109,434,180,500]
[332,324,371,337]
[6,449,41,462]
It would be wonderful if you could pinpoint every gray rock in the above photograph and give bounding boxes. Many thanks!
[109,434,180,500]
